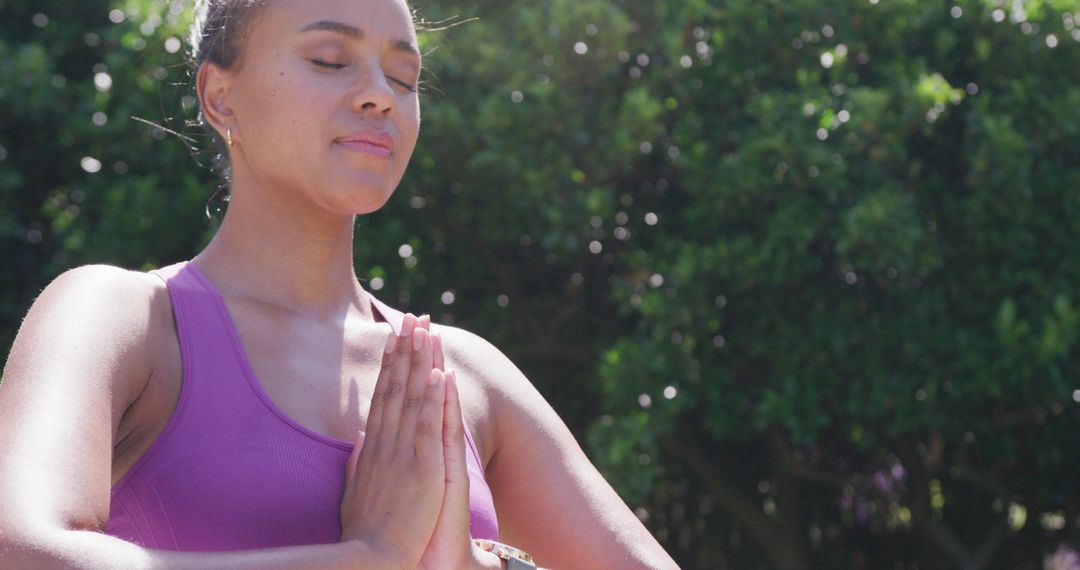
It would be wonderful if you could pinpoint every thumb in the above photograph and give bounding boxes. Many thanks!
[345,430,364,481]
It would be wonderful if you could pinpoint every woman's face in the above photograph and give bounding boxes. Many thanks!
[222,0,421,216]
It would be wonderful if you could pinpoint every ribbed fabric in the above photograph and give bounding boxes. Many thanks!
[107,261,499,551]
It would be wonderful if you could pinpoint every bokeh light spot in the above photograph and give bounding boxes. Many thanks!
[81,156,102,173]
[94,72,113,92]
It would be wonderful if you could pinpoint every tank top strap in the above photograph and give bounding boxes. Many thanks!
[367,293,404,335]
[148,261,251,407]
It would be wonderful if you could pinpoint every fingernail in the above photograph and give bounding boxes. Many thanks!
[413,329,425,351]
[384,333,397,354]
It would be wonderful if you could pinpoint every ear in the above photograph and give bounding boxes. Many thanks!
[196,61,238,143]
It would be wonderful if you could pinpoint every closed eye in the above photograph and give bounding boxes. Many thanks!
[389,77,418,93]
[310,59,346,70]
[310,59,417,93]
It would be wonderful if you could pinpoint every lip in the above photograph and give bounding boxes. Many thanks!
[336,129,394,158]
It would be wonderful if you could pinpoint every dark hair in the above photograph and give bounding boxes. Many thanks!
[189,0,270,214]
[191,0,269,71]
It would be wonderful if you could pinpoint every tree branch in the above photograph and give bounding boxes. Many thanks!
[664,435,779,547]
[765,428,809,568]
[664,432,808,570]
[892,441,1006,570]
[790,464,849,488]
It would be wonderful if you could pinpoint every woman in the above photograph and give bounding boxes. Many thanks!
[0,0,678,568]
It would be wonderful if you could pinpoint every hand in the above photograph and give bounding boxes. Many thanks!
[416,369,473,570]
[340,314,445,569]
[417,321,501,570]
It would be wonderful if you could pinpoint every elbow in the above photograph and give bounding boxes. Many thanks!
[0,522,100,570]
[0,527,63,569]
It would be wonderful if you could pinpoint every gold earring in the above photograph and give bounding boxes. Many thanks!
[226,128,233,147]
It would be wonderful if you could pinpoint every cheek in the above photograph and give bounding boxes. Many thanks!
[399,100,421,149]
[254,92,338,175]
[243,65,327,138]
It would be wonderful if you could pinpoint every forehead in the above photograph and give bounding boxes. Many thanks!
[254,0,416,40]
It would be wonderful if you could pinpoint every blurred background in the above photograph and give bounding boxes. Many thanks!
[2,0,1080,568]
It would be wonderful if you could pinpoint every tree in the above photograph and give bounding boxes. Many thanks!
[3,1,1080,568]
[588,1,1080,568]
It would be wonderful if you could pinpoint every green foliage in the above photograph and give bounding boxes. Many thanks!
[3,0,1080,568]
[0,0,214,349]
[584,0,1080,567]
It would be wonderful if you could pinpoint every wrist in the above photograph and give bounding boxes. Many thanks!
[341,536,409,570]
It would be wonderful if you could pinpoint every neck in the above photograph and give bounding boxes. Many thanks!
[193,179,368,317]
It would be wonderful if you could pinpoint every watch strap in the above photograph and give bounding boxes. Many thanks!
[508,556,537,570]
[474,539,537,570]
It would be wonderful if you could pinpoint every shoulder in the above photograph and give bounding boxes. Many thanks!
[8,264,172,401]
[38,263,165,309]
[432,325,512,381]
[430,323,565,455]
[430,324,537,406]
[33,264,170,349]
[427,325,517,458]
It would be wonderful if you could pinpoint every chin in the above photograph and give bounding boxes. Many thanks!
[352,199,391,216]
[334,185,395,216]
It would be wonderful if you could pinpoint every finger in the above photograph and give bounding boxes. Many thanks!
[443,371,470,487]
[378,314,419,444]
[416,368,447,466]
[404,312,423,336]
[364,331,398,440]
[421,316,445,371]
[441,371,472,537]
[431,330,445,372]
[397,327,434,450]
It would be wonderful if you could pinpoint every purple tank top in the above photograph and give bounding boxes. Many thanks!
[107,261,499,550]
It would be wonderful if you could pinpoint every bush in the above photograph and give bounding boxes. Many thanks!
[3,1,1079,568]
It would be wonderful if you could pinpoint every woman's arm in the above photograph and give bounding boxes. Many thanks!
[3,531,385,570]
[0,266,398,570]
[440,328,679,570]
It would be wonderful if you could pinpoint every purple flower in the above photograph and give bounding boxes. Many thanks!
[1045,544,1080,570]
[872,471,892,493]
[890,462,905,481]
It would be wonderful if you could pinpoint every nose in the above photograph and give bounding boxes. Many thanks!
[346,66,395,116]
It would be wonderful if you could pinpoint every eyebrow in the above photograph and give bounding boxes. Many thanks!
[299,20,421,59]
